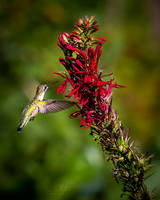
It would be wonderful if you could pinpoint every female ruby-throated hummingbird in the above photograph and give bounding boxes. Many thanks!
[17,82,75,133]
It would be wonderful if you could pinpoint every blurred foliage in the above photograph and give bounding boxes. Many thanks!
[0,0,160,199]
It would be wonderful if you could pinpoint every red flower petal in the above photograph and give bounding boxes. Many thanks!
[82,122,92,129]
[72,30,79,35]
[53,72,66,78]
[72,64,80,72]
[103,73,113,77]
[76,59,83,68]
[68,87,80,97]
[57,81,67,94]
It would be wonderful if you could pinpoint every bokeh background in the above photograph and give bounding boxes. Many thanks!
[0,0,160,199]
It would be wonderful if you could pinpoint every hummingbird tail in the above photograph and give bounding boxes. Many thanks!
[17,127,22,133]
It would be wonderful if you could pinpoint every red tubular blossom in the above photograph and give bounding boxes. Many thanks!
[53,72,66,78]
[72,64,80,72]
[72,30,79,35]
[75,60,83,68]
[59,58,66,66]
[68,87,80,97]
[57,81,67,94]
[55,16,124,129]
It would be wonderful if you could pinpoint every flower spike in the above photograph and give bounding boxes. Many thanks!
[54,17,152,200]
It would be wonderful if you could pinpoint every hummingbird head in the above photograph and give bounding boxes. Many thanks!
[35,82,58,100]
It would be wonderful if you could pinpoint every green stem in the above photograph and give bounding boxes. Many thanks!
[90,108,152,200]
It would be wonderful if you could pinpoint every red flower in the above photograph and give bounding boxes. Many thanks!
[54,16,124,129]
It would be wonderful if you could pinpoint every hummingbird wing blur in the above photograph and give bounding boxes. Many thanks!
[39,100,75,114]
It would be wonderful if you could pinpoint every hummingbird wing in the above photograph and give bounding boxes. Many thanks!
[39,100,75,114]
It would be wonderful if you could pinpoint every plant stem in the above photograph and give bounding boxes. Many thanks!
[90,107,152,200]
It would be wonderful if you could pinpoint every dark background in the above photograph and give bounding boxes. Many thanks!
[0,0,160,199]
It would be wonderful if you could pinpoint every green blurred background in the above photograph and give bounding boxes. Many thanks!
[0,0,160,199]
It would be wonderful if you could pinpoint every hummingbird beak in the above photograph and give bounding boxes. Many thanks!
[46,81,58,87]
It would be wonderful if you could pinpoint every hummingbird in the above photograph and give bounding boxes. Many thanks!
[17,82,75,133]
